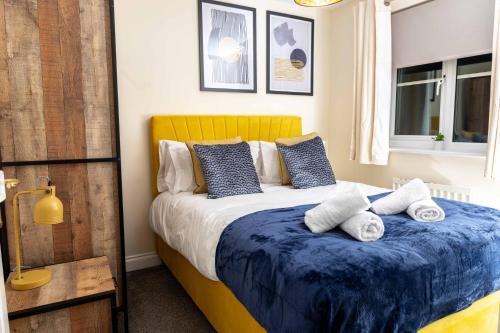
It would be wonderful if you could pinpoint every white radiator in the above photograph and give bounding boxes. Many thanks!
[392,178,471,203]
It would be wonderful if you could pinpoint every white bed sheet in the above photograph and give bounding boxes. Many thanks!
[150,181,388,281]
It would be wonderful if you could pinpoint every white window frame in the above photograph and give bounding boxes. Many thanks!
[390,56,490,154]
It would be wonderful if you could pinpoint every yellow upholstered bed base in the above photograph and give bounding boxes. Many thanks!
[151,115,500,333]
[157,236,266,333]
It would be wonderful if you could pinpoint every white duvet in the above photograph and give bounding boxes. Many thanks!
[150,181,388,281]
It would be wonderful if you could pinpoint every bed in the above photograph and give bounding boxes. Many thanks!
[150,115,500,333]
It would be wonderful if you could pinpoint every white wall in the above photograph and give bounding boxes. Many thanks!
[114,0,333,259]
[329,0,500,209]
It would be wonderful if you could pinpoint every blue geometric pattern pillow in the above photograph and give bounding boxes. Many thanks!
[276,136,336,189]
[194,142,263,199]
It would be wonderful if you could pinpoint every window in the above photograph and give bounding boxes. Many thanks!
[454,54,492,143]
[394,63,443,136]
[391,54,492,153]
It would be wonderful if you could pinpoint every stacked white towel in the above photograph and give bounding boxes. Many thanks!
[407,199,445,222]
[371,178,445,222]
[339,211,385,242]
[305,185,371,234]
[371,178,430,215]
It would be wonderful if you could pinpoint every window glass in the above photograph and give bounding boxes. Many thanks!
[453,54,491,143]
[395,63,443,136]
[397,62,442,83]
[457,54,492,76]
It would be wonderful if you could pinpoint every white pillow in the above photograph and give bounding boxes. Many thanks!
[247,141,262,177]
[158,140,263,194]
[259,141,281,184]
[157,140,196,194]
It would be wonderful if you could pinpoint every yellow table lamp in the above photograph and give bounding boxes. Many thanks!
[3,177,63,290]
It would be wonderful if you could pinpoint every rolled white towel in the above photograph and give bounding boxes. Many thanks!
[407,199,445,222]
[371,178,430,215]
[305,185,371,233]
[340,211,385,242]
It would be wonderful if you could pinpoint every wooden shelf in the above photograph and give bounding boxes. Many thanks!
[6,256,115,318]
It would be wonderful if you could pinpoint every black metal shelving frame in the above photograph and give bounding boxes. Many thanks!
[0,0,128,330]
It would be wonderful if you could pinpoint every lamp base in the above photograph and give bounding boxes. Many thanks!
[11,269,52,290]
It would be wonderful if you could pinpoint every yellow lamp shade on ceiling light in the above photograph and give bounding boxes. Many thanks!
[33,186,63,225]
[294,0,343,6]
[295,0,342,7]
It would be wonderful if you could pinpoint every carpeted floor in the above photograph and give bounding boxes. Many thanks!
[127,265,216,333]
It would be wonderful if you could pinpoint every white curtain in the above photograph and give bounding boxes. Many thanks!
[350,0,392,165]
[485,0,500,179]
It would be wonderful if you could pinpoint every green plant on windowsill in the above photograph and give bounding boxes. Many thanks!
[432,132,445,150]
[432,132,445,141]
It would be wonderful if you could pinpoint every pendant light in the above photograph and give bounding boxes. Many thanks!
[294,0,343,7]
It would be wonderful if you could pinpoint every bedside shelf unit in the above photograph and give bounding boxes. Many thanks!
[6,257,116,332]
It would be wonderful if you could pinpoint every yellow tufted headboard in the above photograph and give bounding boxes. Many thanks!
[150,115,302,197]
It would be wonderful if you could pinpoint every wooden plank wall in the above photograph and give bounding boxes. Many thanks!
[9,299,113,332]
[0,0,122,303]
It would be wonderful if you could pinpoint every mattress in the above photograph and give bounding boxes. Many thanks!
[149,181,387,280]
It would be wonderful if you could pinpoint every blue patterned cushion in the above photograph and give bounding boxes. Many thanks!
[194,142,263,199]
[276,136,336,189]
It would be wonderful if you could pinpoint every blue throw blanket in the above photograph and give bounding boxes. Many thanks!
[215,194,500,333]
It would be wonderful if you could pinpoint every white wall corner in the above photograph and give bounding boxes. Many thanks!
[125,251,162,272]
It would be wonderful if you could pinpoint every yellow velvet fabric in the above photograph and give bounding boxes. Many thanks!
[157,236,266,333]
[150,115,500,333]
[151,115,302,196]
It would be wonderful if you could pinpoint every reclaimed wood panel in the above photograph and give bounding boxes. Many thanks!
[88,163,119,283]
[0,0,122,305]
[3,0,47,162]
[10,308,72,333]
[80,0,115,159]
[69,300,112,332]
[0,0,12,162]
[0,0,115,162]
[58,0,87,159]
[38,0,65,160]
[10,300,112,333]
[48,164,92,263]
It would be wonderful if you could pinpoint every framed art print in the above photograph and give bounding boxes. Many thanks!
[267,11,314,96]
[198,0,256,93]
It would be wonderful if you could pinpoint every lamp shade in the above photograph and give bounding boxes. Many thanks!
[33,186,63,225]
[294,0,342,7]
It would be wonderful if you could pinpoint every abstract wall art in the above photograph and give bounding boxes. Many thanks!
[267,11,314,95]
[198,0,256,93]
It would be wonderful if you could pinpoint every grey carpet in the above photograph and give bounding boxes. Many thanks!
[127,265,216,333]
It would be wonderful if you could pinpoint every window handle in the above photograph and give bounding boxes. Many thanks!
[436,76,445,96]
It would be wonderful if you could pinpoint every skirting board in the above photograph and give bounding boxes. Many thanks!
[125,252,161,272]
